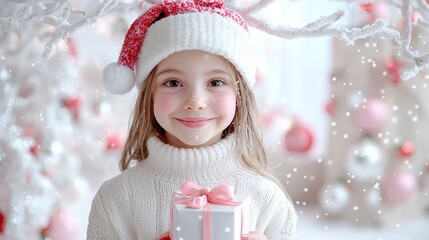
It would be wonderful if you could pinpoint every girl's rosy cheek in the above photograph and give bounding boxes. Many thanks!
[212,92,236,114]
[154,93,174,111]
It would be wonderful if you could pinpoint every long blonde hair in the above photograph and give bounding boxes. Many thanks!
[119,61,283,188]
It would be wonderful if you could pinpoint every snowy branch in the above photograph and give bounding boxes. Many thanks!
[43,0,118,57]
[0,0,125,57]
[334,0,429,80]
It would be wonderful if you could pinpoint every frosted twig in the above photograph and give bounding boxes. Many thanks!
[386,0,429,80]
[235,0,429,81]
[0,0,69,29]
[43,0,118,57]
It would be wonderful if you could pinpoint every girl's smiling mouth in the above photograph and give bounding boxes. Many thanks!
[175,118,214,128]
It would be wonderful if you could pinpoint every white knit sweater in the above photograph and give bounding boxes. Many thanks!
[87,135,297,240]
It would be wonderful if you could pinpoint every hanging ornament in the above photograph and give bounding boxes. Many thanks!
[23,128,39,156]
[365,188,381,208]
[106,132,124,151]
[324,100,336,117]
[385,58,402,85]
[62,95,81,121]
[399,141,414,158]
[42,209,78,240]
[318,181,350,214]
[66,38,78,59]
[358,2,389,22]
[381,171,418,205]
[0,211,5,234]
[347,90,364,109]
[346,138,384,181]
[354,98,389,133]
[411,11,421,25]
[283,120,314,153]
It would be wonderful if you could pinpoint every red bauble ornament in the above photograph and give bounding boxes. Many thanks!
[106,133,124,150]
[399,141,414,158]
[359,3,374,14]
[66,38,78,59]
[0,211,5,234]
[283,122,314,153]
[325,100,336,117]
[62,96,81,121]
[386,59,402,85]
[22,129,39,156]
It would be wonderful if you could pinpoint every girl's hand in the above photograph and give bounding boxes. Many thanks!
[158,231,169,240]
[159,231,266,240]
[247,231,267,240]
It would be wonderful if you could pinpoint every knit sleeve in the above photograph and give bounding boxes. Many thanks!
[86,185,120,240]
[257,185,298,240]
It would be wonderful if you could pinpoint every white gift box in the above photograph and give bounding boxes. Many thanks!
[170,194,250,240]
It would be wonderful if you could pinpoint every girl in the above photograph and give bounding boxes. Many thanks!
[87,0,298,239]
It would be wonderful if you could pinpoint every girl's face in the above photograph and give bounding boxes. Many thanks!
[153,50,237,148]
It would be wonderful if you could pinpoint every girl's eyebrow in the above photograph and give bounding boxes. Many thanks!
[206,69,231,76]
[155,68,183,78]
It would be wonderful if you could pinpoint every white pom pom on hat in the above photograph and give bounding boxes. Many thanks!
[101,0,256,95]
[102,63,135,95]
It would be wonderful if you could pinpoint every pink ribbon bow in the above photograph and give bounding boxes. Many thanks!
[179,180,235,208]
[171,180,243,240]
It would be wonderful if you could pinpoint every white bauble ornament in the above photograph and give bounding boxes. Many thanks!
[346,138,384,181]
[318,182,350,214]
[365,188,381,208]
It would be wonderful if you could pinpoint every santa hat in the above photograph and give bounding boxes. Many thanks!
[102,0,256,95]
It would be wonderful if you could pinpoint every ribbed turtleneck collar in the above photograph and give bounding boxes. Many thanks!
[140,134,244,184]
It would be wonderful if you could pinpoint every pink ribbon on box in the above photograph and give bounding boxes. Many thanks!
[170,180,245,240]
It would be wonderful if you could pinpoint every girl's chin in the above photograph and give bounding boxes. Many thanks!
[166,133,222,148]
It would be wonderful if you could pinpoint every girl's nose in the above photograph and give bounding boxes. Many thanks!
[183,94,207,111]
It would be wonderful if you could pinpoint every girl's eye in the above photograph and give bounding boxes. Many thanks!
[208,79,225,87]
[163,80,182,88]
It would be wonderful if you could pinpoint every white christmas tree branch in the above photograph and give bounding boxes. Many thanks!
[0,0,69,29]
[43,0,118,57]
[388,0,429,80]
[129,0,429,80]
[233,6,400,46]
[0,0,120,57]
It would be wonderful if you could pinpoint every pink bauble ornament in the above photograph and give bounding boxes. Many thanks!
[386,59,402,85]
[355,98,389,133]
[399,141,414,158]
[381,171,418,205]
[325,100,336,117]
[43,209,78,240]
[283,122,314,153]
[106,132,124,151]
[62,96,81,121]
